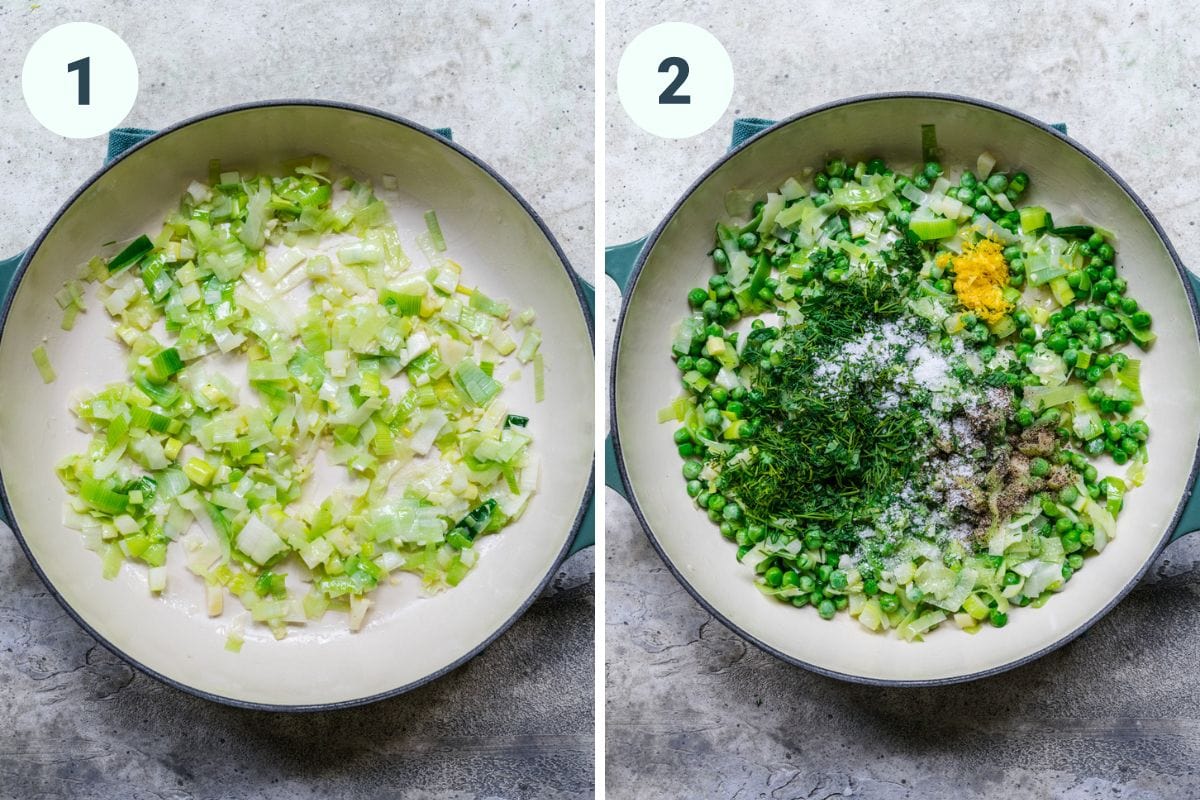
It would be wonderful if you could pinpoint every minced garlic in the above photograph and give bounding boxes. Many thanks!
[950,239,1011,324]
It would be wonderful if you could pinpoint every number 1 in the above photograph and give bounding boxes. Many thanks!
[67,56,90,105]
[658,57,691,105]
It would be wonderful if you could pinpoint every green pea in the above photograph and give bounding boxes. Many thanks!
[764,566,783,588]
[799,575,816,593]
[687,288,708,307]
[685,479,702,498]
[707,494,726,513]
[1045,332,1069,353]
[695,357,716,377]
[923,161,943,179]
[818,599,837,620]
[1131,310,1152,329]
[989,610,1008,628]
[782,570,801,588]
[1004,571,1020,586]
[1029,457,1051,477]
[737,232,758,250]
[712,248,729,268]
[829,570,849,590]
[879,594,899,613]
[682,460,703,480]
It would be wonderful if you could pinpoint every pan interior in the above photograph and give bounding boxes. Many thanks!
[0,104,593,706]
[615,96,1200,682]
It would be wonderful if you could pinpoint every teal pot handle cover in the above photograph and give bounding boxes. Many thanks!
[3,123,600,562]
[1172,273,1200,540]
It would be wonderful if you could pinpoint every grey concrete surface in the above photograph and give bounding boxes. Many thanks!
[605,2,1200,798]
[0,2,594,799]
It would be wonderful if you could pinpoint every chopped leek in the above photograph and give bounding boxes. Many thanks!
[424,209,446,252]
[107,235,154,274]
[32,345,55,383]
[53,158,542,640]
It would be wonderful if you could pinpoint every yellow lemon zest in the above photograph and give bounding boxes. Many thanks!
[951,239,1011,324]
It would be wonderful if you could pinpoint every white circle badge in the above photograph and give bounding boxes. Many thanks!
[22,22,139,139]
[617,22,734,139]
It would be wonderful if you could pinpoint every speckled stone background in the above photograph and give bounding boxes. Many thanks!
[0,2,594,798]
[605,2,1200,798]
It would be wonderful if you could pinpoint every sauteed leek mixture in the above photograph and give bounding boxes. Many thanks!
[664,127,1154,640]
[52,157,544,646]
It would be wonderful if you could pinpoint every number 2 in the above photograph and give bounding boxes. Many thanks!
[657,57,690,105]
[67,56,90,105]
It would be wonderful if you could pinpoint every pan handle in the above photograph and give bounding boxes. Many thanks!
[1168,272,1200,541]
[565,277,598,558]
[0,251,21,518]
[601,239,647,500]
[0,252,23,310]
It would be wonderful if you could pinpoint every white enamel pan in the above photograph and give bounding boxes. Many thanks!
[0,101,595,709]
[608,93,1200,685]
